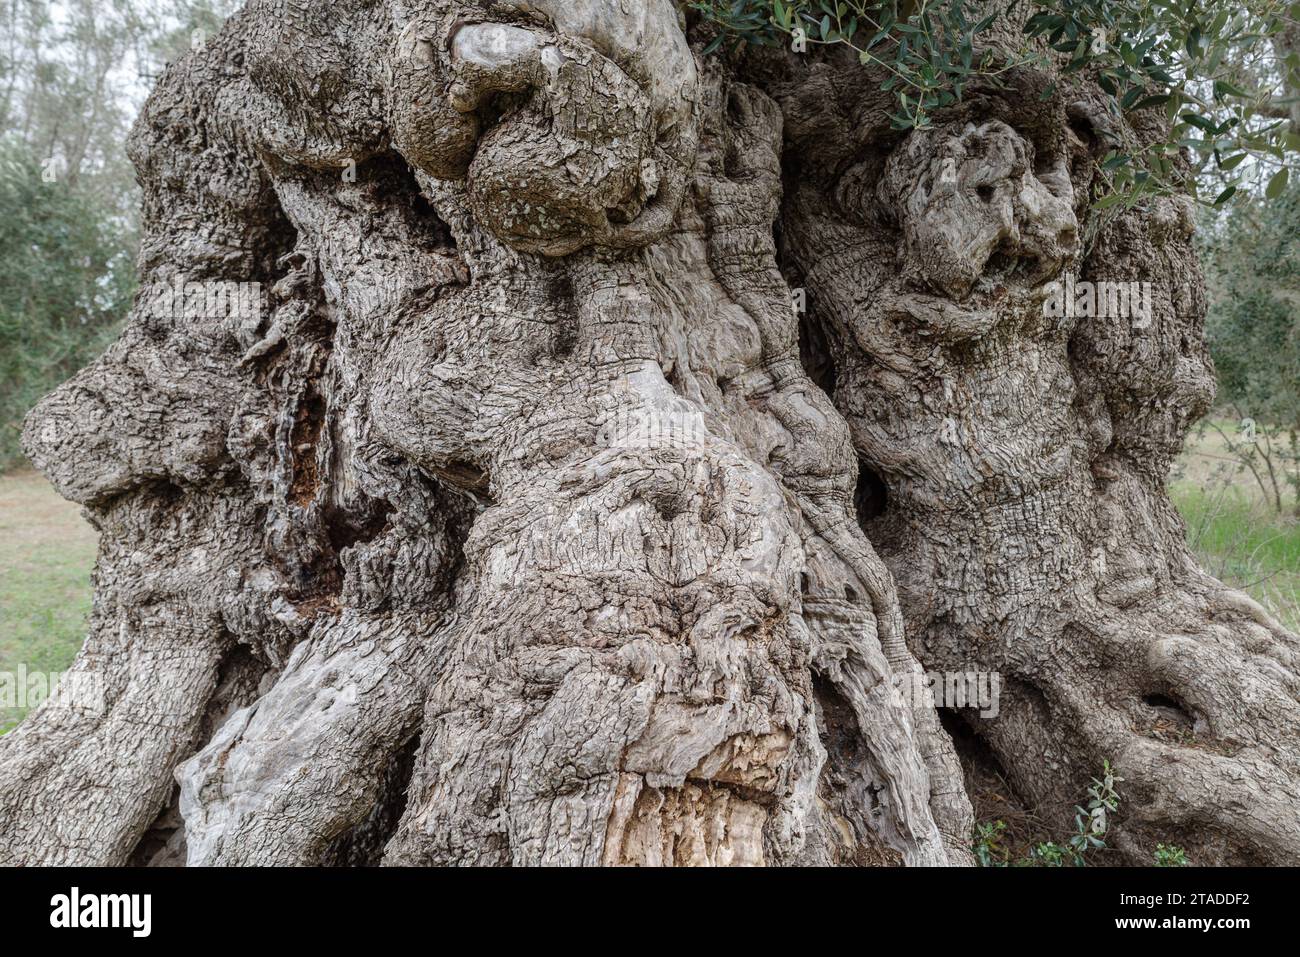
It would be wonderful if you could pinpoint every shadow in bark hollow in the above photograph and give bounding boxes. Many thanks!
[129,642,273,867]
[854,462,889,525]
[811,673,906,866]
[323,734,423,867]
[1142,692,1194,725]
[288,388,327,507]
[361,152,460,252]
[941,709,1054,862]
[794,283,837,397]
[942,709,1022,805]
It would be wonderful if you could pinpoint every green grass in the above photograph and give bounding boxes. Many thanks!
[1171,481,1300,632]
[0,471,98,733]
[1170,415,1300,632]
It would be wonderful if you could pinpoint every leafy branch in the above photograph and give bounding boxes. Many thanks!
[687,0,1300,208]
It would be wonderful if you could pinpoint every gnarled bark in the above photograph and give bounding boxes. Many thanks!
[1,1,1296,867]
[757,45,1300,864]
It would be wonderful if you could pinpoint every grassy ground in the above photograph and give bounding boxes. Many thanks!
[0,470,98,732]
[1171,419,1300,632]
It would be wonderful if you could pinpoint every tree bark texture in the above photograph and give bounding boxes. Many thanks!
[2,0,1297,866]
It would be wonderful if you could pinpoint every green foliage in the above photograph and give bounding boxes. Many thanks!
[1154,843,1190,866]
[1200,178,1300,434]
[1026,840,1074,865]
[687,0,1298,208]
[1171,461,1300,626]
[0,139,134,469]
[1,0,148,222]
[699,0,1011,130]
[971,763,1194,868]
[973,820,1009,865]
[1195,174,1300,518]
[146,0,242,70]
[1203,420,1299,514]
[1067,758,1121,861]
[974,760,1131,866]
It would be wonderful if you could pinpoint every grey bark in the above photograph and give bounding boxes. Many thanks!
[1,0,1297,866]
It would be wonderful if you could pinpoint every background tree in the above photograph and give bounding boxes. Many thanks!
[0,0,239,467]
[0,142,135,469]
[1202,181,1300,431]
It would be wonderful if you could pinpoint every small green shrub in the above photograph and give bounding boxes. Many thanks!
[973,820,1009,867]
[1154,843,1190,867]
[972,760,1181,866]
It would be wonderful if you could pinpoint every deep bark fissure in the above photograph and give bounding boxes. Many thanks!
[322,732,422,867]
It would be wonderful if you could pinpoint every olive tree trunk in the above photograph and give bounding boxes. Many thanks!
[2,0,1297,867]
